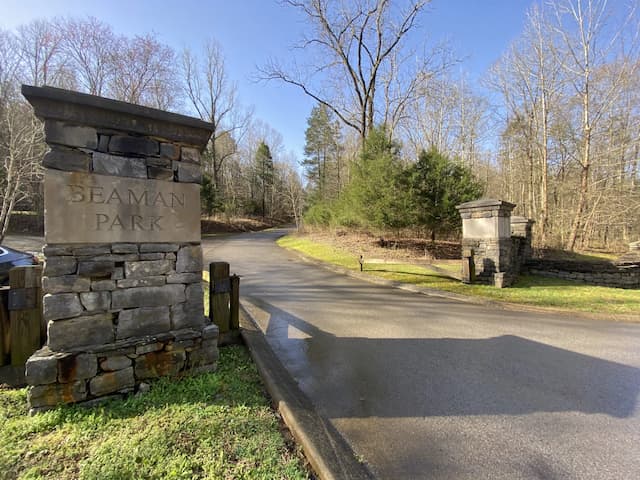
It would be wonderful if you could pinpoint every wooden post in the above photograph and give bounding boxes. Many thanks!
[210,262,230,333]
[230,274,240,330]
[9,265,43,366]
[0,287,9,366]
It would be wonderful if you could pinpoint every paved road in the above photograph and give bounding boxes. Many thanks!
[203,230,640,479]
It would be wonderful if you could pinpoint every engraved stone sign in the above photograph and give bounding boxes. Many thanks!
[45,170,200,244]
[462,215,511,239]
[23,85,219,412]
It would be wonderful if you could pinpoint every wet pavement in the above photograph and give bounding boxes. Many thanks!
[203,229,640,480]
[3,235,46,254]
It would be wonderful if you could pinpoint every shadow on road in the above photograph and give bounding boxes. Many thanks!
[249,297,640,420]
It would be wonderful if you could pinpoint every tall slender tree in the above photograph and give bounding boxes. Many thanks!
[255,141,274,219]
[303,103,342,202]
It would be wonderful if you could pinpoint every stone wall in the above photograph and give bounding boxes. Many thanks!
[525,244,640,289]
[510,216,534,271]
[22,85,218,412]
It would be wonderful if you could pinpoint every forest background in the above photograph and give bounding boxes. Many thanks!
[1,0,638,252]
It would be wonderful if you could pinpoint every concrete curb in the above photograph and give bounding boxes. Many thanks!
[282,246,640,323]
[239,305,375,480]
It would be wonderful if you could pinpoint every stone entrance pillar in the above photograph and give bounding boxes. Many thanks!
[456,199,515,288]
[511,216,535,271]
[22,85,218,412]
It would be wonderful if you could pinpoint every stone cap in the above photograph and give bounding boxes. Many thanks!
[511,216,535,225]
[22,85,214,148]
[456,199,516,211]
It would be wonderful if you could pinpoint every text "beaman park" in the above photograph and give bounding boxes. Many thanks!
[67,184,186,232]
[45,170,200,244]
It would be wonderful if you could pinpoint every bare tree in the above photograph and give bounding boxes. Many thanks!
[488,0,640,249]
[0,100,45,241]
[182,40,252,194]
[16,19,68,87]
[260,0,429,143]
[548,0,639,250]
[487,4,562,243]
[59,16,117,96]
[0,30,21,104]
[276,154,306,228]
[109,33,179,109]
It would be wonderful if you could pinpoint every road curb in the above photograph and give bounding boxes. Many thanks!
[239,305,375,480]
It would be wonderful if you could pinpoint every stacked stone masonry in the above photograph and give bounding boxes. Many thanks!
[457,199,521,288]
[43,122,203,183]
[22,85,218,412]
[457,198,637,289]
[525,259,640,289]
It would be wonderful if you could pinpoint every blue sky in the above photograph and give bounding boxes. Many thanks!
[1,0,533,158]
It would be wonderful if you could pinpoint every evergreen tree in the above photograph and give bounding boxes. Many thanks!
[200,173,221,217]
[302,103,342,203]
[342,126,411,230]
[408,148,484,239]
[254,141,273,218]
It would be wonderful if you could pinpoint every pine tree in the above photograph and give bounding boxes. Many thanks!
[200,173,221,217]
[302,103,342,203]
[408,148,484,239]
[342,126,411,230]
[254,141,273,219]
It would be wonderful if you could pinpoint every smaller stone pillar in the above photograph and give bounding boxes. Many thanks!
[615,241,640,266]
[511,216,535,269]
[456,199,515,287]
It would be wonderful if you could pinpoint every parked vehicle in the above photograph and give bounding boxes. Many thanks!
[0,246,39,286]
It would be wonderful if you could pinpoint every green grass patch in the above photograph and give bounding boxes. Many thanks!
[429,262,462,274]
[0,346,309,480]
[536,248,618,262]
[278,234,640,316]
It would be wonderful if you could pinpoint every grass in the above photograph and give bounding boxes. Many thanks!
[0,346,310,480]
[535,248,618,262]
[278,234,640,317]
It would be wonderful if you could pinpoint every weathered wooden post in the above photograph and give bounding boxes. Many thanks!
[0,287,9,365]
[230,274,240,330]
[9,265,43,366]
[209,263,241,345]
[210,262,231,333]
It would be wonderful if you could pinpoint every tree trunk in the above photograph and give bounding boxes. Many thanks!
[539,83,549,246]
[566,129,591,251]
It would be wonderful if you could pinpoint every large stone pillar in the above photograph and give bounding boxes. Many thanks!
[456,199,515,287]
[22,85,218,412]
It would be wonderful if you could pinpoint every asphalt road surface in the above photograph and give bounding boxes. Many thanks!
[207,230,640,479]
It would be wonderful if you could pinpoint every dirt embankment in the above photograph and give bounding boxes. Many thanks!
[304,230,462,262]
[201,217,279,234]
